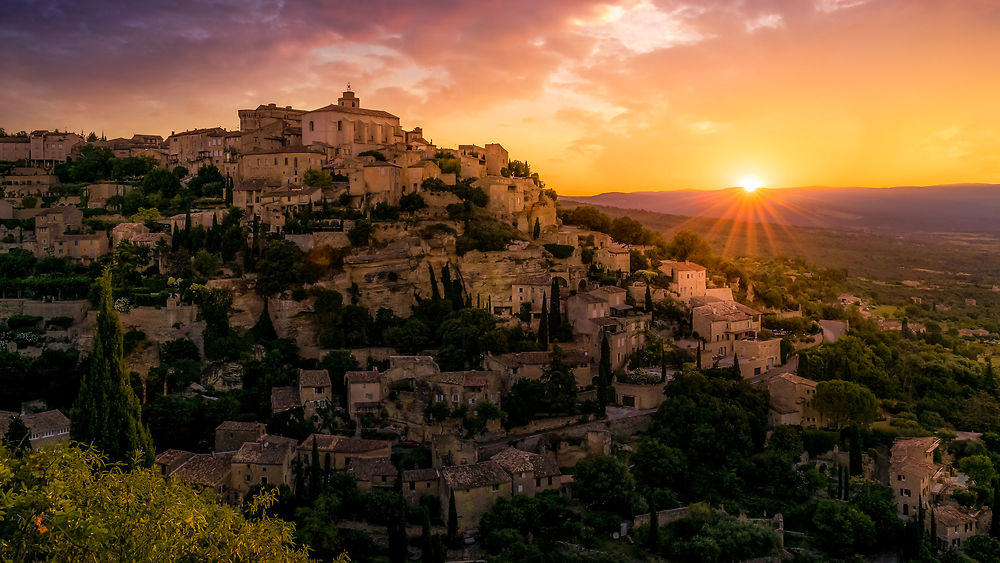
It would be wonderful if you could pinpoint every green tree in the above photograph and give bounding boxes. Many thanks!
[255,239,304,296]
[302,168,333,189]
[447,490,458,544]
[960,455,997,488]
[348,219,374,246]
[549,279,562,338]
[71,270,154,467]
[813,379,878,429]
[667,230,711,262]
[811,499,876,557]
[539,295,549,348]
[192,249,221,278]
[532,217,541,240]
[0,445,314,561]
[573,455,637,517]
[2,415,31,455]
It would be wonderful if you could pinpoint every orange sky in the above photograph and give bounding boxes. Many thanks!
[2,0,1000,195]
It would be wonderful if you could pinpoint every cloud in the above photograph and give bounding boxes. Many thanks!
[745,13,784,32]
[814,0,868,14]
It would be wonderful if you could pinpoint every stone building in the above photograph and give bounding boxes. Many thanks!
[230,434,298,498]
[345,370,386,419]
[403,467,441,505]
[238,147,324,187]
[0,409,71,449]
[214,421,266,453]
[296,434,391,471]
[758,372,824,427]
[489,447,560,497]
[889,437,942,519]
[594,243,631,275]
[301,89,404,156]
[691,297,762,357]
[348,457,398,492]
[658,260,707,300]
[440,461,512,533]
[29,130,84,165]
[485,350,593,389]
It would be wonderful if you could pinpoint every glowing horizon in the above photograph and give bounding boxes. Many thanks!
[3,1,999,195]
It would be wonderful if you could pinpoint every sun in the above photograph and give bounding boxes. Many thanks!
[738,176,764,192]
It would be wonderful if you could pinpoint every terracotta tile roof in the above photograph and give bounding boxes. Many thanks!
[493,350,590,368]
[23,410,70,435]
[692,300,761,322]
[169,127,228,138]
[403,467,440,482]
[171,452,233,488]
[363,162,402,168]
[347,457,398,479]
[660,260,706,272]
[233,435,297,465]
[441,461,510,489]
[934,504,978,527]
[307,103,399,119]
[346,371,381,384]
[593,285,627,295]
[216,421,266,433]
[433,371,489,387]
[490,447,560,478]
[301,434,390,454]
[299,369,332,388]
[270,386,300,413]
[156,449,195,466]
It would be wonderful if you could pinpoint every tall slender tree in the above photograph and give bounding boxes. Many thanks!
[447,490,458,545]
[71,270,154,467]
[539,294,550,348]
[645,285,653,313]
[549,279,561,339]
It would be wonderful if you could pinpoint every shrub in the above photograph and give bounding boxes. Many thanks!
[45,316,75,330]
[543,243,575,259]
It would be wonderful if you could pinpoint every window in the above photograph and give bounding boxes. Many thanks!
[409,482,415,490]
[309,121,314,132]
[261,477,268,485]
[338,121,342,131]
[902,503,909,515]
[491,484,500,492]
[535,478,541,487]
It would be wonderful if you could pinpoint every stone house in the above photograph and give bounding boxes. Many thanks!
[594,243,630,275]
[732,337,782,377]
[29,130,84,165]
[691,297,762,357]
[214,421,266,453]
[230,434,298,498]
[889,437,943,519]
[441,461,512,533]
[296,433,391,471]
[345,370,386,419]
[658,260,707,300]
[489,447,561,497]
[51,233,108,265]
[510,273,552,319]
[166,127,228,168]
[298,368,332,419]
[85,182,133,209]
[361,161,404,206]
[485,349,593,389]
[932,505,990,550]
[428,371,503,410]
[0,137,30,162]
[238,147,324,187]
[348,457,399,492]
[34,206,83,252]
[759,372,825,427]
[406,159,442,193]
[403,467,441,505]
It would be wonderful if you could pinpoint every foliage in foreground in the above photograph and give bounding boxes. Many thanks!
[0,444,320,561]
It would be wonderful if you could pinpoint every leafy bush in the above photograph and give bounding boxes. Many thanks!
[6,315,42,330]
[456,219,519,254]
[45,316,75,330]
[543,243,575,259]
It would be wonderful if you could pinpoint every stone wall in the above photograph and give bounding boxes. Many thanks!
[0,298,89,322]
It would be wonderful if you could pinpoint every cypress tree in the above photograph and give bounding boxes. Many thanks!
[539,294,549,348]
[645,285,653,313]
[992,481,1000,537]
[447,490,458,545]
[849,424,863,476]
[71,270,154,467]
[550,280,561,339]
[533,217,541,240]
[251,299,277,342]
[309,437,321,497]
[428,264,441,301]
[599,334,612,410]
[985,357,996,396]
[731,353,741,379]
[647,495,660,550]
[696,341,702,370]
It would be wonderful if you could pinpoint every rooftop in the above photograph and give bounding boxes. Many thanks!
[270,386,300,413]
[403,467,440,482]
[692,300,761,322]
[233,435,297,465]
[300,433,389,454]
[216,420,266,433]
[171,452,233,488]
[299,368,332,388]
[347,457,398,478]
[346,370,381,384]
[307,103,399,119]
[441,460,510,489]
[490,447,560,478]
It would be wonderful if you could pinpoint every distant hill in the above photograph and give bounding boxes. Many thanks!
[562,184,1000,234]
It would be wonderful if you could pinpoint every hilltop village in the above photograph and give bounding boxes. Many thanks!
[4,91,1000,562]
